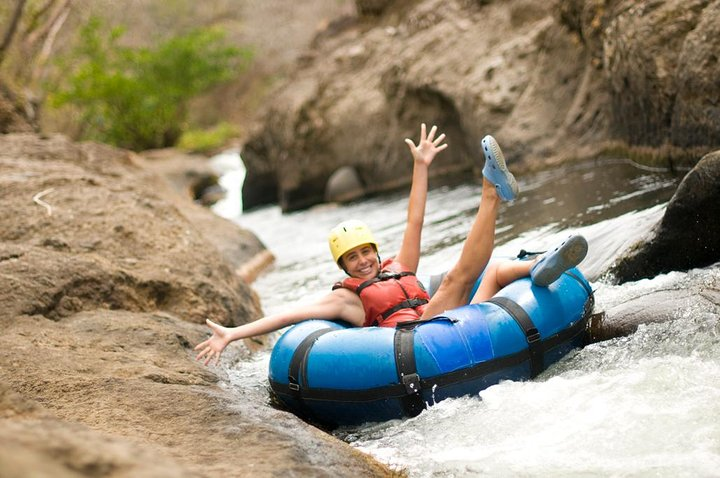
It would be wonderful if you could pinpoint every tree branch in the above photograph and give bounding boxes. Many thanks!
[24,0,71,50]
[0,0,28,66]
[30,2,71,85]
[25,0,56,34]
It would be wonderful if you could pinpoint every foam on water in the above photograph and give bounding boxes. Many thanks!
[344,298,720,477]
[217,155,720,476]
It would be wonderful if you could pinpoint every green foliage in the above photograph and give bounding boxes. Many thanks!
[50,17,252,151]
[178,122,240,153]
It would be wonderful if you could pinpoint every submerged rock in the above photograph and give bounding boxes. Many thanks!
[590,281,720,342]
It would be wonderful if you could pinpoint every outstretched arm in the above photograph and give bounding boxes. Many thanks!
[194,288,365,366]
[395,123,448,272]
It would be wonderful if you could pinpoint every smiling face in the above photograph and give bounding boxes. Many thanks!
[340,243,379,280]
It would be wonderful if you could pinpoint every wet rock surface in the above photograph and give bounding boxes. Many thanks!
[591,281,720,342]
[0,133,394,477]
[608,150,720,283]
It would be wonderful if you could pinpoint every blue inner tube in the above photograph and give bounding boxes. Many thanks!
[269,267,593,428]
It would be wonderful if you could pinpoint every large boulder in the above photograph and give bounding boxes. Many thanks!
[0,134,260,326]
[608,150,720,283]
[139,148,271,275]
[1,383,196,478]
[242,0,720,212]
[0,133,393,477]
[598,0,720,148]
[242,0,580,211]
[0,310,394,477]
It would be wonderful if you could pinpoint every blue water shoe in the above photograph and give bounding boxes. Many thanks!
[481,135,519,201]
[531,235,588,286]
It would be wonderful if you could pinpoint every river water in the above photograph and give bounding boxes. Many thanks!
[212,155,720,477]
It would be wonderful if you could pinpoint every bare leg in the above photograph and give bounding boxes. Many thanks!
[421,178,501,318]
[470,259,536,303]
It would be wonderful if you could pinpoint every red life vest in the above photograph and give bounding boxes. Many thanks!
[333,258,430,327]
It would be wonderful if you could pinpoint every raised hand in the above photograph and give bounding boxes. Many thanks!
[404,123,448,167]
[194,319,231,366]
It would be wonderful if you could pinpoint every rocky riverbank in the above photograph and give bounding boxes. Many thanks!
[2,1,719,475]
[0,133,394,477]
[241,0,720,212]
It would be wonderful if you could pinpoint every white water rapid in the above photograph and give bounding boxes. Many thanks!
[213,154,719,477]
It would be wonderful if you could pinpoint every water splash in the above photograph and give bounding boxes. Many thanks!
[347,309,720,477]
[219,157,720,476]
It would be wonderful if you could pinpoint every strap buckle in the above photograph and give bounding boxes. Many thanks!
[377,272,399,280]
[406,298,428,307]
[401,373,421,395]
[527,329,541,344]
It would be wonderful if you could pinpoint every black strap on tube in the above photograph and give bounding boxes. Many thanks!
[287,328,333,398]
[486,296,544,377]
[393,327,425,417]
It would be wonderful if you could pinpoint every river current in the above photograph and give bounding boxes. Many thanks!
[211,153,720,477]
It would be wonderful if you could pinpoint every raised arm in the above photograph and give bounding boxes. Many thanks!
[194,288,364,365]
[395,123,448,272]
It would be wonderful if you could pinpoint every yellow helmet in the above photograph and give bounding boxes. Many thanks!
[328,220,378,264]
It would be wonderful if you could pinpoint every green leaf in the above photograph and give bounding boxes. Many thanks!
[48,17,253,151]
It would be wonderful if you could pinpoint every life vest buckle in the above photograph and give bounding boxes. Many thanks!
[377,272,402,281]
